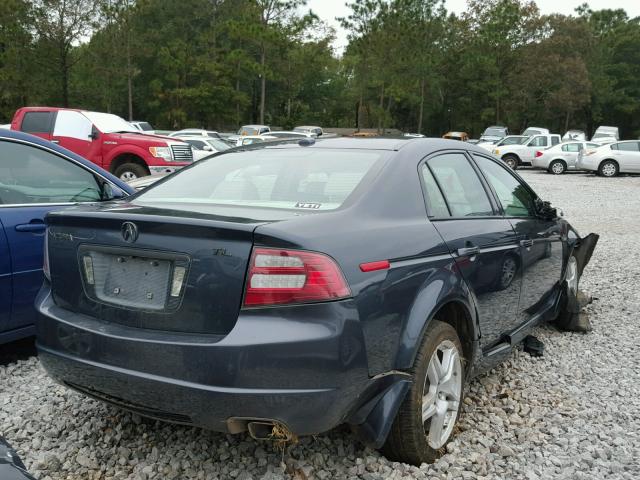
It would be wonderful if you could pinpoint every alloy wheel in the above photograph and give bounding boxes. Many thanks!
[601,162,617,177]
[550,161,565,174]
[120,171,138,181]
[422,340,462,449]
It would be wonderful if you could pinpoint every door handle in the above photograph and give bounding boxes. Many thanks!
[520,239,534,248]
[15,222,45,233]
[51,139,60,144]
[457,246,480,257]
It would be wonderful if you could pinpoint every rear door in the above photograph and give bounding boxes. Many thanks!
[51,110,101,163]
[18,110,56,142]
[422,152,522,349]
[0,138,107,331]
[472,154,563,336]
[0,217,11,334]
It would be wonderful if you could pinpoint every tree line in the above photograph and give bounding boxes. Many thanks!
[1,0,639,138]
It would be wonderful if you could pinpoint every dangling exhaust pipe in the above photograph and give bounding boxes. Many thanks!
[227,417,297,443]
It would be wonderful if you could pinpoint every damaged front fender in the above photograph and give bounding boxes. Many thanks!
[557,231,599,332]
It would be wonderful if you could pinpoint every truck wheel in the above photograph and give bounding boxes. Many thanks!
[503,155,518,170]
[114,163,149,181]
[382,320,464,465]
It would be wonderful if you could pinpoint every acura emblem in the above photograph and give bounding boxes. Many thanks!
[121,222,139,243]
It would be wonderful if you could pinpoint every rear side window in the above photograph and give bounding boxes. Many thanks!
[562,143,581,152]
[427,153,493,217]
[420,165,449,217]
[20,111,54,134]
[137,149,383,211]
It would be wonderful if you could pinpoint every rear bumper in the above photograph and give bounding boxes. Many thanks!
[36,287,386,436]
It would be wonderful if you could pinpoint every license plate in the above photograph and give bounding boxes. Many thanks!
[92,252,171,311]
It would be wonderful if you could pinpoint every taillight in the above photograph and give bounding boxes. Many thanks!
[43,229,50,281]
[243,247,351,307]
[535,151,543,157]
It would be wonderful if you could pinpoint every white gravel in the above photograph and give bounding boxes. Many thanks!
[1,169,640,480]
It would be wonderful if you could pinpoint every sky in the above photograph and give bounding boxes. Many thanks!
[306,0,640,53]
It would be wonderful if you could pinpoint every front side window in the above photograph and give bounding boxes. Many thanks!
[529,136,548,147]
[473,155,536,217]
[551,136,560,146]
[21,111,54,134]
[427,153,493,217]
[53,110,93,141]
[0,141,103,205]
[136,149,384,211]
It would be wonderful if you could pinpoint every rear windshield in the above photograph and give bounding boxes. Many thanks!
[136,148,383,211]
[483,128,506,137]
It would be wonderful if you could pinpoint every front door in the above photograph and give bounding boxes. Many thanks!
[0,138,106,331]
[472,154,563,330]
[51,110,101,162]
[422,152,522,349]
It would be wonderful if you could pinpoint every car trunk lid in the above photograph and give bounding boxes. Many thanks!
[46,202,273,336]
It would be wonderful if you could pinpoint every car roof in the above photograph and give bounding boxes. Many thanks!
[250,136,478,153]
[242,124,269,128]
[178,135,219,141]
[0,129,134,194]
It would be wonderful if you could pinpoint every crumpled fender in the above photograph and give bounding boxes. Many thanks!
[558,231,599,332]
[348,373,411,448]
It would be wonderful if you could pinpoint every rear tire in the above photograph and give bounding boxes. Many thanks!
[597,160,618,177]
[382,320,464,465]
[548,160,566,175]
[503,155,518,170]
[114,162,149,182]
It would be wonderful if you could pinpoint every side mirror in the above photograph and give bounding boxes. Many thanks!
[535,198,558,220]
[89,131,99,140]
[102,183,127,201]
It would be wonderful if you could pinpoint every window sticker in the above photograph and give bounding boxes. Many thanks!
[295,202,321,209]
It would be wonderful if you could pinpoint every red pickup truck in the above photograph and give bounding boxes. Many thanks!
[11,107,193,180]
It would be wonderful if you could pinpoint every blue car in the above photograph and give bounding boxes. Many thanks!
[0,129,133,344]
[36,138,597,464]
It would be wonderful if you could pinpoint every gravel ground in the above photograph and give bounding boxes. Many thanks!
[2,169,639,480]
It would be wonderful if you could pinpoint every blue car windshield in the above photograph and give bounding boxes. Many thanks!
[136,148,383,211]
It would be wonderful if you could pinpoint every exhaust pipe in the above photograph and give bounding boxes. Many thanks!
[226,417,297,443]
[248,420,296,443]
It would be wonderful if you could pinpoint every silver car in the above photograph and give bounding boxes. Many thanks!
[532,141,600,174]
[577,140,640,177]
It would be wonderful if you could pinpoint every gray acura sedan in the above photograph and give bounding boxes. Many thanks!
[36,137,598,464]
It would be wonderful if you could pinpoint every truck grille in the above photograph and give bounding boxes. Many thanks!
[171,144,194,162]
